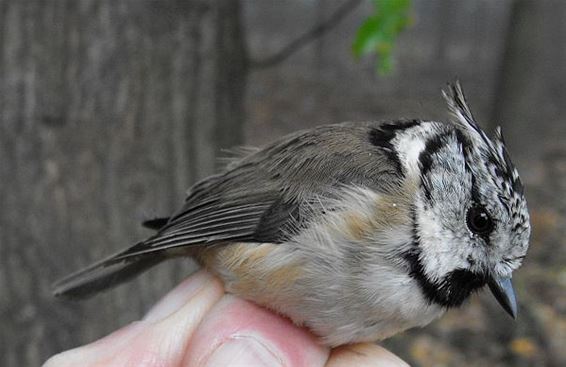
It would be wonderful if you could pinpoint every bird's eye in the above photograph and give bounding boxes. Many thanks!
[466,206,494,235]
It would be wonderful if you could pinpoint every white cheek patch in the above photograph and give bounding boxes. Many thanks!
[415,200,453,280]
[396,135,426,178]
[415,197,482,281]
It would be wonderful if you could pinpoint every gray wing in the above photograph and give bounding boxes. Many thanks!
[114,121,408,260]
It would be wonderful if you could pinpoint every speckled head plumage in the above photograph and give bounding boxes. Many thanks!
[404,82,531,314]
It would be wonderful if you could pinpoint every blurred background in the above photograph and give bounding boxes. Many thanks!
[1,0,564,366]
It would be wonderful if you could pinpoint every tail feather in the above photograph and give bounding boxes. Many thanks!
[52,246,166,299]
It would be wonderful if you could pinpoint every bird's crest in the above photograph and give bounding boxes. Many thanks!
[442,81,524,199]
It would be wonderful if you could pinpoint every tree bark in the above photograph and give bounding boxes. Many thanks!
[490,0,566,179]
[213,0,248,163]
[0,0,247,365]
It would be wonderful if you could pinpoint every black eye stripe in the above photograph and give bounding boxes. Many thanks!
[418,131,453,203]
[418,131,451,176]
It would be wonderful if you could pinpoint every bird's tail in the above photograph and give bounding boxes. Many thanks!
[52,244,167,300]
[53,217,175,299]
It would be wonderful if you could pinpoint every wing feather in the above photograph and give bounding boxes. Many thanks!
[118,121,406,260]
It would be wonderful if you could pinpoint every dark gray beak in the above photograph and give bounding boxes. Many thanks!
[488,276,517,319]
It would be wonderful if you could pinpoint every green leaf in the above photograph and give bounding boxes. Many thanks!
[353,0,412,75]
[352,17,381,58]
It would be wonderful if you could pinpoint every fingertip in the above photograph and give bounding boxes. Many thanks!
[143,270,223,323]
[326,343,409,367]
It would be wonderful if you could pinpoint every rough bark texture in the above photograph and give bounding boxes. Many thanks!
[0,1,247,365]
[491,0,566,180]
[213,0,247,165]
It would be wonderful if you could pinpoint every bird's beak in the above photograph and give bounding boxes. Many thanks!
[488,276,517,319]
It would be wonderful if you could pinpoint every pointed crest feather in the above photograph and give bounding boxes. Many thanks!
[442,81,524,198]
[442,81,491,147]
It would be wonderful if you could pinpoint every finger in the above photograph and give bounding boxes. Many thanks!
[108,271,224,367]
[43,270,224,367]
[42,321,147,367]
[184,295,330,367]
[325,343,409,367]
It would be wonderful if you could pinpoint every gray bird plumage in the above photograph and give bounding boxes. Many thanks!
[53,82,531,346]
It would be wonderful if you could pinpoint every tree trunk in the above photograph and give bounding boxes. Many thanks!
[490,0,566,181]
[0,0,247,365]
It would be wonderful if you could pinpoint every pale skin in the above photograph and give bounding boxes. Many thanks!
[44,271,409,367]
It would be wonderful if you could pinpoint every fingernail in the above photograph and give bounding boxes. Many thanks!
[144,270,212,323]
[203,335,284,367]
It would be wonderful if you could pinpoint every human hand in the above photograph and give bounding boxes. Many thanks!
[44,270,408,367]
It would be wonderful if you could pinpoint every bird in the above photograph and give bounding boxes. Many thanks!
[53,82,531,347]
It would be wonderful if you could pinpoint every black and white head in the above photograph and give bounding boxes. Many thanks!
[406,82,531,317]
